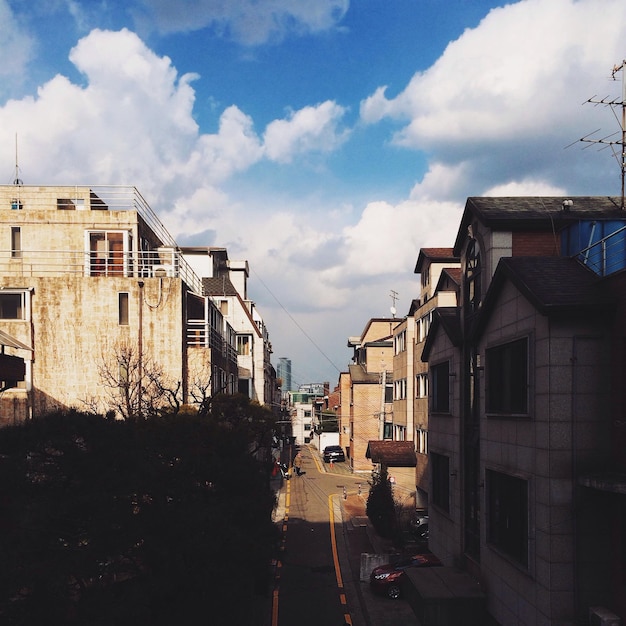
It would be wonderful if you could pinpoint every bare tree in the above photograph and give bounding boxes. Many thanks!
[97,341,182,420]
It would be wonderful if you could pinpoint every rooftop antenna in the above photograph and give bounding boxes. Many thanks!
[13,133,23,186]
[568,60,626,209]
[389,289,398,317]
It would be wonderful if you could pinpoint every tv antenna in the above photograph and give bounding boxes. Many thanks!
[567,60,626,209]
[389,289,399,317]
[13,133,23,186]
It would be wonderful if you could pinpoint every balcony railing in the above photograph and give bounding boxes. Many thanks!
[575,224,626,277]
[187,320,237,361]
[0,249,203,294]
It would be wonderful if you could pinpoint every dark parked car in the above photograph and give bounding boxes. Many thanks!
[370,553,442,599]
[322,445,345,463]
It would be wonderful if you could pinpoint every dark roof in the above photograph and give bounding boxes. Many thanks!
[415,247,459,273]
[453,196,624,255]
[421,307,462,362]
[473,256,612,337]
[202,276,239,297]
[348,364,380,383]
[366,440,417,467]
[435,267,462,293]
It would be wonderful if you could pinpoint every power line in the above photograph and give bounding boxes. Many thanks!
[250,267,342,374]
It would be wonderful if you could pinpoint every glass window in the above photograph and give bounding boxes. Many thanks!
[431,452,450,512]
[11,227,21,258]
[487,470,528,566]
[237,335,251,356]
[431,361,450,413]
[0,292,26,320]
[118,293,129,325]
[486,338,528,414]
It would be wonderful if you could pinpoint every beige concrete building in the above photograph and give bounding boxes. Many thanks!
[345,318,398,473]
[411,249,460,510]
[0,184,238,423]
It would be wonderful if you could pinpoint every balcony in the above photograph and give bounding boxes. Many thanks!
[0,249,203,295]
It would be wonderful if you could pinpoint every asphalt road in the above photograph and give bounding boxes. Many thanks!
[270,446,367,626]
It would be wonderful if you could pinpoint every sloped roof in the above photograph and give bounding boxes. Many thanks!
[415,247,458,273]
[454,196,624,255]
[202,276,239,297]
[435,267,462,292]
[421,307,462,361]
[0,330,32,351]
[348,363,380,383]
[366,440,417,467]
[473,256,610,336]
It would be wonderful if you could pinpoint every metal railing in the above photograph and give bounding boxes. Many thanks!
[186,320,237,360]
[0,249,203,294]
[575,224,626,277]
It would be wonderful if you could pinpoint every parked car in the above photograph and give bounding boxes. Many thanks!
[322,445,345,463]
[369,553,442,599]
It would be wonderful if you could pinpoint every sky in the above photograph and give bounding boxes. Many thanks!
[1,0,626,388]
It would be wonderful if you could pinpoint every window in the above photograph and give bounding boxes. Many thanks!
[416,428,428,454]
[10,198,22,210]
[304,410,312,418]
[394,330,406,354]
[87,231,127,276]
[466,237,482,314]
[431,361,450,413]
[219,300,228,315]
[486,470,528,566]
[486,338,528,414]
[383,422,393,439]
[118,293,129,325]
[416,373,428,398]
[394,378,407,400]
[237,335,251,356]
[385,382,393,403]
[431,453,450,512]
[0,291,28,320]
[10,227,21,258]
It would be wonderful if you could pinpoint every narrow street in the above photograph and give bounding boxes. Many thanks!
[270,446,368,626]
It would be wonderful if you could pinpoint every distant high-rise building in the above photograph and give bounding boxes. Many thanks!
[277,358,292,396]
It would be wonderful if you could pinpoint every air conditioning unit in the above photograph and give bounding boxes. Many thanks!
[152,264,174,277]
[589,607,621,626]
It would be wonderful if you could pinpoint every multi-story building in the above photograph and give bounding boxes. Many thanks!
[182,247,276,407]
[411,250,460,510]
[277,357,292,398]
[422,196,626,624]
[345,318,397,473]
[0,184,238,423]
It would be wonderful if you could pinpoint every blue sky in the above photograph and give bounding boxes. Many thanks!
[1,0,626,387]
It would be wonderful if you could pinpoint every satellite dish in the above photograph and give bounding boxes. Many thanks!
[390,306,396,316]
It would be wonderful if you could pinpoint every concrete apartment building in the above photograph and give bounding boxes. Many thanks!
[411,249,460,511]
[422,196,626,625]
[0,184,242,422]
[345,318,398,473]
[181,247,277,408]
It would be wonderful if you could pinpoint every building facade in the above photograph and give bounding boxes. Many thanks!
[423,196,626,624]
[0,185,238,423]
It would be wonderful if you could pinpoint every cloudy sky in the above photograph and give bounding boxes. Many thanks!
[1,0,625,387]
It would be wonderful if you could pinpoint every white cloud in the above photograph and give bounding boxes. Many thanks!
[264,101,349,163]
[0,0,35,91]
[361,0,626,143]
[136,0,349,44]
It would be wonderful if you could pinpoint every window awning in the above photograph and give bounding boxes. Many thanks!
[366,440,417,467]
[0,330,32,351]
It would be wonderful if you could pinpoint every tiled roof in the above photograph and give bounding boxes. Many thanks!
[490,256,603,313]
[366,440,417,467]
[415,247,459,273]
[202,276,239,296]
[348,364,380,383]
[454,196,624,254]
[421,307,462,362]
[473,256,612,337]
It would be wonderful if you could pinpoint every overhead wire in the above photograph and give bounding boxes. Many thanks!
[250,267,342,375]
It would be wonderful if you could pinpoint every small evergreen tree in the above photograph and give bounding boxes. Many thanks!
[366,464,397,538]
